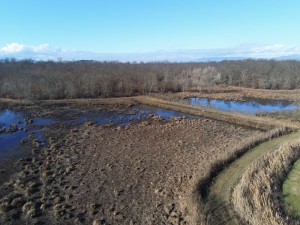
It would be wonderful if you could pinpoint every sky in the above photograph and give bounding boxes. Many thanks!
[1,0,300,61]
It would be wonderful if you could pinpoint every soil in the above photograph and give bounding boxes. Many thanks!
[0,104,260,225]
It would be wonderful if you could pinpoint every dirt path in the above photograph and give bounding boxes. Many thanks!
[204,131,300,225]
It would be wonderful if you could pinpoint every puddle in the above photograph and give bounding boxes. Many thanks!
[65,105,200,126]
[179,97,300,114]
[33,117,55,126]
[0,110,55,164]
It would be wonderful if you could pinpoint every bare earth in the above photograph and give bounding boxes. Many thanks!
[0,110,260,225]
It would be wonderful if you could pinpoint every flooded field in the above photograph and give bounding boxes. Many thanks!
[0,105,200,167]
[0,105,257,225]
[0,94,296,225]
[179,97,300,114]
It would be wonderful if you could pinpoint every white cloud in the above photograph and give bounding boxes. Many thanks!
[1,43,25,53]
[0,43,66,60]
[0,43,61,55]
[32,44,51,52]
[1,42,300,62]
[248,44,300,57]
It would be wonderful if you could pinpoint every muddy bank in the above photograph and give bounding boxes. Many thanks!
[0,110,260,224]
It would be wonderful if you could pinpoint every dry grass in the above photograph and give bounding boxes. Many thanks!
[43,97,136,106]
[200,126,291,196]
[0,97,137,107]
[257,110,300,123]
[232,139,300,225]
[0,98,34,106]
[200,127,292,225]
[177,85,300,102]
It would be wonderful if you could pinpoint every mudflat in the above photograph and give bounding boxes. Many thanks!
[0,104,260,225]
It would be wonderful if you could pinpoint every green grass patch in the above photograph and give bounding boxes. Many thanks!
[283,159,300,218]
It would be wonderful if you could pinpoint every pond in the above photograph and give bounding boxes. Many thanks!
[179,97,300,114]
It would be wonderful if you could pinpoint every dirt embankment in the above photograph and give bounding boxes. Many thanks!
[0,114,260,225]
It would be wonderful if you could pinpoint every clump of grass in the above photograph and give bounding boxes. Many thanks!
[232,139,300,225]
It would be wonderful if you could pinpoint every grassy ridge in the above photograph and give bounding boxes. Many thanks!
[204,131,299,225]
[283,159,300,218]
[232,137,300,225]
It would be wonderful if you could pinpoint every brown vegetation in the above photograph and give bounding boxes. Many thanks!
[1,59,300,100]
[257,110,300,123]
[175,85,300,102]
[232,138,300,225]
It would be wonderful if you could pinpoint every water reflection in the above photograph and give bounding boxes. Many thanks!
[0,110,55,163]
[180,97,300,114]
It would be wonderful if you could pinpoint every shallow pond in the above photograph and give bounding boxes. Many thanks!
[0,109,55,164]
[68,105,199,125]
[179,97,300,114]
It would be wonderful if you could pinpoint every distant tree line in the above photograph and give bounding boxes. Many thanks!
[0,58,300,99]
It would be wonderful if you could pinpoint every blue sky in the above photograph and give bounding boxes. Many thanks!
[1,0,300,61]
